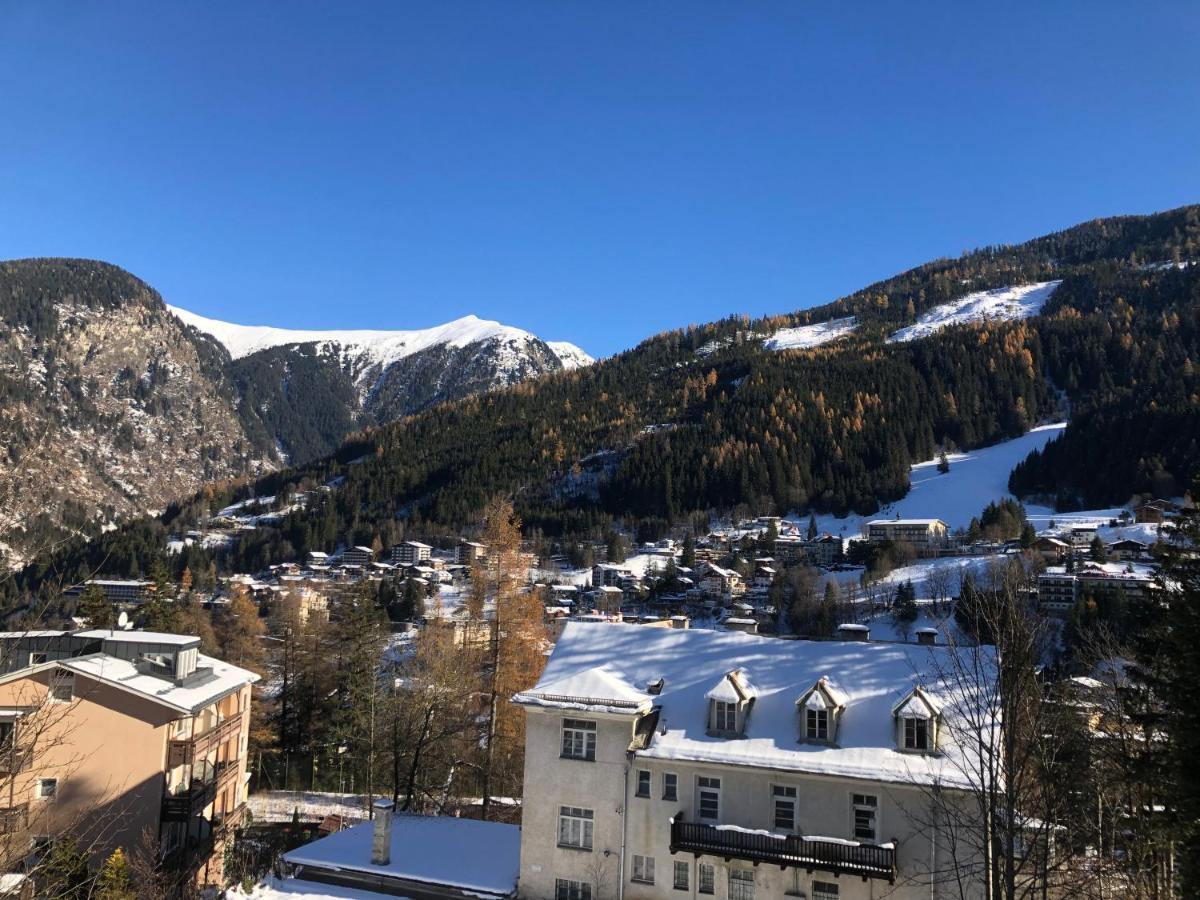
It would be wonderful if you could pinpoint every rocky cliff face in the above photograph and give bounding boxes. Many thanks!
[0,259,276,568]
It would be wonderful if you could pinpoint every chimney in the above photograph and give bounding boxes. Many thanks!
[916,628,937,646]
[837,623,869,642]
[371,799,394,865]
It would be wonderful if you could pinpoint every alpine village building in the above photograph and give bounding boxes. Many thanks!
[0,629,259,887]
[514,621,994,900]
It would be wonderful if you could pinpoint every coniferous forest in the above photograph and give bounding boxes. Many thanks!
[9,205,1200,602]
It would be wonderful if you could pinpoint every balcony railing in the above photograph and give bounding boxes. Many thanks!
[0,804,28,835]
[161,760,239,821]
[670,815,896,882]
[169,710,244,765]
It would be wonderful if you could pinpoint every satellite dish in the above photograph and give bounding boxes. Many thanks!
[117,610,129,630]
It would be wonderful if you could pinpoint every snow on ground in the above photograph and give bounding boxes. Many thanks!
[546,340,595,368]
[819,555,1003,599]
[764,316,858,351]
[247,791,369,824]
[804,423,1068,538]
[887,281,1061,343]
[169,304,591,369]
[229,878,397,900]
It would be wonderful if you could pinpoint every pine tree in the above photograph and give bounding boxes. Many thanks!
[1090,533,1108,562]
[76,582,113,629]
[95,848,134,899]
[937,447,950,474]
[806,513,818,541]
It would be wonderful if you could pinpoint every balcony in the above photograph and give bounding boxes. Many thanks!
[0,804,28,835]
[168,710,244,766]
[161,760,240,821]
[670,815,896,883]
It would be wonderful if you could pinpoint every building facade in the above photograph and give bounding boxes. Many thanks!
[0,630,258,886]
[864,519,948,552]
[514,623,991,900]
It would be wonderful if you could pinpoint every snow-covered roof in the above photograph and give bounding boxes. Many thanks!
[865,518,946,527]
[705,669,757,703]
[514,664,654,715]
[796,676,849,711]
[283,813,520,897]
[403,540,433,549]
[890,685,945,720]
[74,630,198,646]
[58,652,260,714]
[526,622,995,789]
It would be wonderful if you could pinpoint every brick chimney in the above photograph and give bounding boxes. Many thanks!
[371,799,394,866]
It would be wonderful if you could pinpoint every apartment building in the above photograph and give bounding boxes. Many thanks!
[514,622,993,900]
[343,546,376,568]
[392,541,433,567]
[457,541,488,566]
[0,629,258,887]
[1037,563,1155,616]
[864,519,949,552]
[63,579,155,606]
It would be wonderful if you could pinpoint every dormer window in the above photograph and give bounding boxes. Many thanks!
[705,669,756,738]
[892,684,943,755]
[795,676,846,744]
[806,707,829,741]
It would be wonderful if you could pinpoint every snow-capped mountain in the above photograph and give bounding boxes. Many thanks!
[168,305,593,464]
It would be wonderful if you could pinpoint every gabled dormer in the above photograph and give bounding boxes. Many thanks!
[891,684,944,754]
[704,668,756,738]
[794,676,847,744]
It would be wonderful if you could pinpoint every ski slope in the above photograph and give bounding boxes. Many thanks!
[887,281,1061,343]
[764,316,858,350]
[804,423,1069,537]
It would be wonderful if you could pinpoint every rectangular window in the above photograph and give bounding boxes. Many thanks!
[698,863,715,894]
[37,779,57,801]
[773,784,798,831]
[662,772,678,802]
[556,879,592,900]
[631,855,655,884]
[697,776,721,821]
[561,718,597,761]
[812,881,840,900]
[806,708,828,741]
[636,769,651,798]
[904,717,930,751]
[28,653,46,666]
[729,869,755,900]
[852,793,878,842]
[49,672,74,703]
[713,700,737,733]
[557,806,594,850]
[673,860,689,890]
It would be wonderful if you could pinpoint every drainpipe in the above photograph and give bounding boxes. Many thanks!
[618,754,631,900]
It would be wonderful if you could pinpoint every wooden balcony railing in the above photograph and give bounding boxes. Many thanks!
[0,803,28,835]
[161,760,239,821]
[169,710,244,765]
[670,815,896,882]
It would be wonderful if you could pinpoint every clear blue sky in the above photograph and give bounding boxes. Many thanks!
[1,3,1197,358]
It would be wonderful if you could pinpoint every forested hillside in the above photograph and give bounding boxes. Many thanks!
[10,205,1200,600]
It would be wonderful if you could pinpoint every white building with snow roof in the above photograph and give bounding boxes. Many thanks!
[513,621,995,900]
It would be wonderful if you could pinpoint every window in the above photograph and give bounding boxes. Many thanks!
[0,721,13,747]
[713,700,737,733]
[852,793,878,842]
[28,653,46,666]
[557,806,593,850]
[631,855,655,884]
[697,776,721,821]
[805,707,829,741]
[562,718,596,761]
[812,881,840,900]
[673,860,689,890]
[903,717,930,751]
[49,672,74,703]
[37,779,57,801]
[636,769,651,798]
[556,879,592,900]
[698,863,715,895]
[729,868,755,900]
[773,784,798,831]
[662,772,678,802]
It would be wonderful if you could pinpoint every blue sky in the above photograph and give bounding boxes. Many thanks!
[1,3,1197,358]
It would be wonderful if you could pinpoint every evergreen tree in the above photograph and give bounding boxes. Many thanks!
[95,848,134,899]
[1090,533,1108,562]
[38,836,90,899]
[806,514,818,541]
[76,582,113,629]
[937,447,950,474]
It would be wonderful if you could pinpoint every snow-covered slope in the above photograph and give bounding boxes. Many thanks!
[546,341,594,369]
[764,316,858,350]
[805,423,1068,537]
[168,305,589,367]
[887,281,1061,344]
